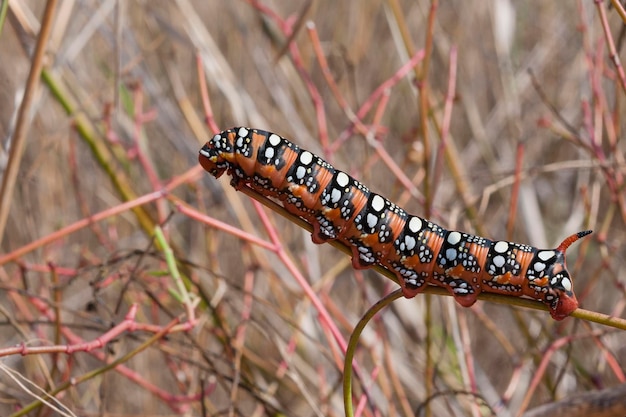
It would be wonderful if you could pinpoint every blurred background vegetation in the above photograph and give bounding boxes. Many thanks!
[0,1,625,416]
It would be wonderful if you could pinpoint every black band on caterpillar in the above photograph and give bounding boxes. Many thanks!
[199,127,592,320]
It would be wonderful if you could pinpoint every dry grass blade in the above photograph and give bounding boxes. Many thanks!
[0,0,58,240]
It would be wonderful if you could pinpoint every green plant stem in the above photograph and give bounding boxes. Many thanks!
[40,68,156,234]
[0,0,9,36]
[343,289,403,417]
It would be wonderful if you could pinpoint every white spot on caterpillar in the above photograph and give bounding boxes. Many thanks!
[199,149,211,158]
[358,246,374,263]
[404,236,416,251]
[296,166,306,179]
[331,189,341,203]
[446,248,457,260]
[371,195,385,212]
[447,231,461,245]
[561,277,572,292]
[533,262,546,272]
[264,147,275,160]
[268,133,281,146]
[493,255,505,268]
[238,127,249,137]
[367,213,378,229]
[336,172,350,187]
[300,151,313,164]
[453,282,470,294]
[494,241,509,253]
[408,216,422,233]
[538,250,555,261]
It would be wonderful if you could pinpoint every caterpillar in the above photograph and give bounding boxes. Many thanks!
[199,127,592,320]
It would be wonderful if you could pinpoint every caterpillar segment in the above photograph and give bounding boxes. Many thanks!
[199,127,592,320]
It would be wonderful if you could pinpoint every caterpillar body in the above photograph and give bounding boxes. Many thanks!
[199,127,591,320]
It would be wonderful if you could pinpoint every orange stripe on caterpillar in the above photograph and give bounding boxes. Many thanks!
[199,127,592,320]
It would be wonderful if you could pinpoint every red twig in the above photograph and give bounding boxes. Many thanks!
[432,46,458,204]
[332,50,425,154]
[251,200,348,355]
[0,304,139,357]
[197,52,219,134]
[595,0,626,95]
[176,198,276,251]
[247,0,329,154]
[0,166,203,266]
[507,142,524,240]
[515,330,607,417]
[307,21,365,133]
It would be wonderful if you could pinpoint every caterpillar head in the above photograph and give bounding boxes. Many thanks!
[537,230,592,320]
[198,130,236,178]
